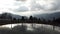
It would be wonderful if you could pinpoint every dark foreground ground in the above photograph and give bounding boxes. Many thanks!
[0,23,60,34]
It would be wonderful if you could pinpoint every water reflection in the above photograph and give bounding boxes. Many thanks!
[0,23,60,34]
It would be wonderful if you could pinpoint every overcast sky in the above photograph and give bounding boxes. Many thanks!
[0,0,60,16]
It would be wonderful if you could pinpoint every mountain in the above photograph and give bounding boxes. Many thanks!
[0,13,28,19]
[34,12,60,20]
[12,14,28,19]
[1,12,60,20]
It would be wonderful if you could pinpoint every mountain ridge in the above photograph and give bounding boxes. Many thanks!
[34,12,60,20]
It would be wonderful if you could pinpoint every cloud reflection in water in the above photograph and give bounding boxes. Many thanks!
[0,23,60,34]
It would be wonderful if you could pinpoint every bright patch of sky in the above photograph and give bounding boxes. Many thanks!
[0,0,60,16]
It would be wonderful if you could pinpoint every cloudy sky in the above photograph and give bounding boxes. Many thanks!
[0,0,60,16]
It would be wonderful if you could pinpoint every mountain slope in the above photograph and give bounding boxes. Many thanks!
[34,12,60,20]
[0,13,27,19]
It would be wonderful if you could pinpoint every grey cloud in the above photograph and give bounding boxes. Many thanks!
[14,0,60,12]
[48,0,60,11]
[15,6,29,12]
[31,0,60,11]
[44,0,60,11]
[31,3,43,11]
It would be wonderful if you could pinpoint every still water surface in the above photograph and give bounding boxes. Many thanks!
[0,23,60,34]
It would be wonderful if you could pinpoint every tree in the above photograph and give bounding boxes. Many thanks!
[21,16,25,20]
[13,18,16,20]
[38,18,41,23]
[21,16,25,25]
[42,18,46,22]
[52,17,56,31]
[38,18,41,21]
[29,16,33,20]
[53,17,55,22]
[33,17,37,20]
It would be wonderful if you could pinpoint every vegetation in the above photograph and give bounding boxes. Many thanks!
[0,13,60,26]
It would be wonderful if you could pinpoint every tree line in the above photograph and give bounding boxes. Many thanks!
[0,13,60,26]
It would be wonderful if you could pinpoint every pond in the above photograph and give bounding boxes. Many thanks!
[0,23,60,34]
